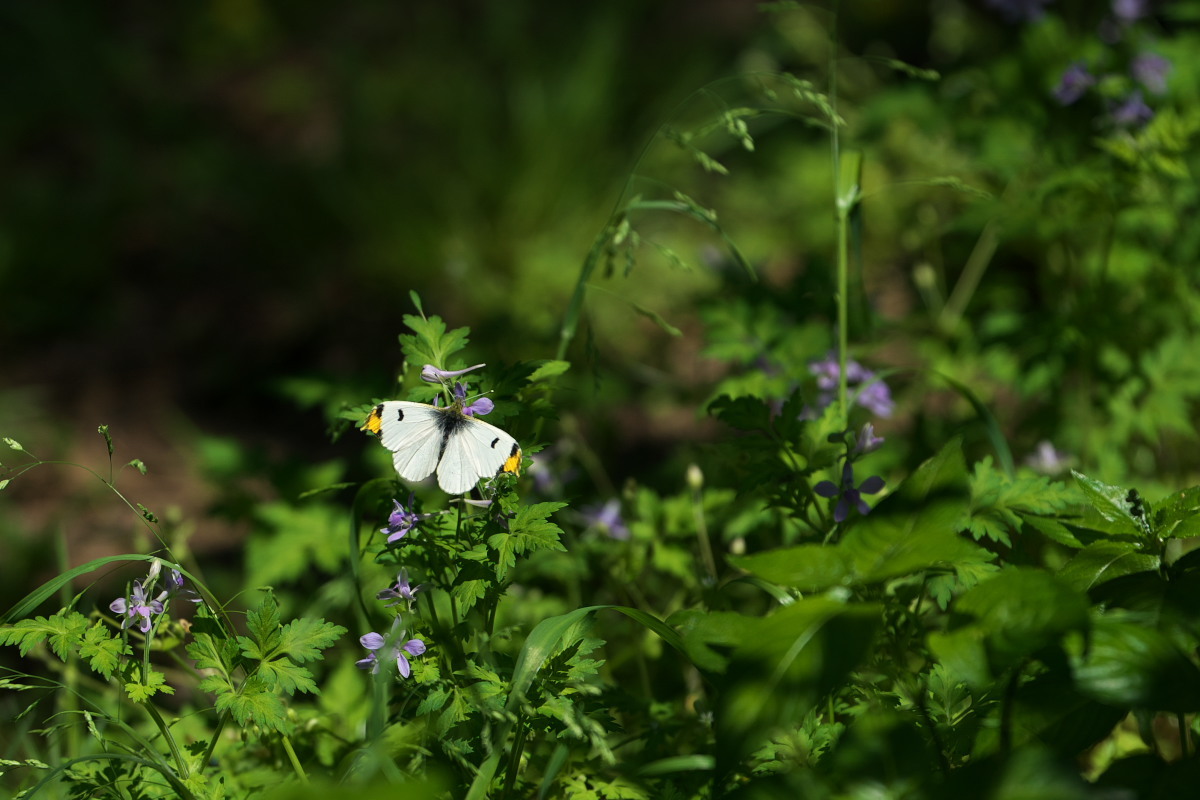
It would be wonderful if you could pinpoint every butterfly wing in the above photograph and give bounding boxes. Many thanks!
[437,415,522,495]
[370,401,448,484]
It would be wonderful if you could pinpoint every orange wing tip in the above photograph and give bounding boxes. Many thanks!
[361,405,384,435]
[502,445,523,476]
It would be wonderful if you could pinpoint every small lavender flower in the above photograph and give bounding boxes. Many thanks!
[581,499,630,540]
[1053,62,1095,105]
[110,580,166,634]
[815,462,885,523]
[356,624,427,678]
[421,363,485,384]
[1112,0,1149,23]
[982,0,1054,24]
[1111,91,1154,127]
[1132,53,1170,95]
[377,569,424,608]
[166,569,202,604]
[381,494,439,544]
[853,423,885,456]
[450,382,494,417]
[1025,441,1072,475]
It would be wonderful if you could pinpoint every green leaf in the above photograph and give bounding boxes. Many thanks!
[276,617,346,663]
[0,611,89,660]
[243,593,283,657]
[2,437,24,451]
[1074,616,1200,711]
[127,459,147,475]
[728,545,849,592]
[217,679,289,731]
[967,458,1077,546]
[78,623,129,678]
[716,599,881,778]
[125,671,175,702]
[631,303,682,337]
[489,502,567,582]
[708,394,772,432]
[398,313,470,372]
[1072,471,1141,536]
[526,360,571,383]
[1153,485,1200,539]
[1057,542,1160,593]
[948,568,1090,677]
[452,580,490,614]
[97,425,114,457]
[839,440,977,583]
[2,554,167,625]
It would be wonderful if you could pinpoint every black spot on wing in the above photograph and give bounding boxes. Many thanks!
[396,407,404,421]
[490,437,499,449]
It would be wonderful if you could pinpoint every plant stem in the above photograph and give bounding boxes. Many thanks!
[281,734,310,783]
[501,713,530,800]
[199,713,228,774]
[145,702,190,779]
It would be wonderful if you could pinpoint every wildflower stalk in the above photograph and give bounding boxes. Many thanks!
[281,734,309,783]
[144,702,189,780]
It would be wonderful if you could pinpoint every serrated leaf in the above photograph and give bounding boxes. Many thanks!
[968,458,1077,546]
[1072,471,1141,535]
[125,671,175,702]
[217,680,288,731]
[78,624,129,679]
[276,617,346,663]
[1057,541,1160,593]
[256,658,318,695]
[398,313,470,371]
[243,594,283,658]
[453,580,490,614]
[489,502,567,582]
[0,611,89,660]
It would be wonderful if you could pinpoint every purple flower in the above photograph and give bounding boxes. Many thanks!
[381,494,439,544]
[448,382,494,417]
[853,423,885,455]
[982,0,1054,24]
[1132,53,1170,95]
[815,462,885,523]
[1053,62,1095,105]
[110,580,166,634]
[166,569,202,604]
[1111,91,1154,127]
[1112,0,1149,23]
[377,569,424,607]
[356,624,427,678]
[809,355,895,418]
[582,499,630,540]
[421,363,485,384]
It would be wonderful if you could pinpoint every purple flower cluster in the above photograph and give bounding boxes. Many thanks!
[809,355,895,418]
[356,621,427,678]
[1049,3,1169,129]
[110,563,200,634]
[814,424,888,524]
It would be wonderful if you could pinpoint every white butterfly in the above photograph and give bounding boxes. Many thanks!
[362,400,522,495]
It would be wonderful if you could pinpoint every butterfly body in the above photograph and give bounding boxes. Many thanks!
[363,401,521,495]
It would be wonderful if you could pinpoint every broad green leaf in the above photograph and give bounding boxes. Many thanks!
[217,678,289,731]
[1057,541,1159,593]
[1072,471,1142,536]
[489,502,567,582]
[0,611,89,660]
[256,659,318,695]
[928,628,991,689]
[1073,616,1200,711]
[1153,485,1200,538]
[708,394,772,433]
[276,617,346,663]
[947,568,1089,677]
[670,609,749,674]
[728,544,849,592]
[244,593,283,658]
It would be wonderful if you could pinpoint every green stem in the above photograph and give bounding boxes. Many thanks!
[501,713,530,800]
[145,702,190,779]
[199,713,228,773]
[281,734,309,783]
[1179,711,1190,760]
